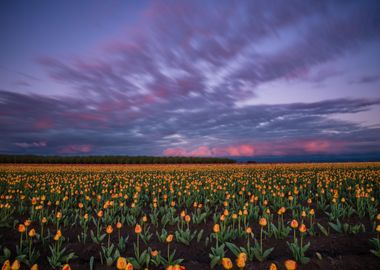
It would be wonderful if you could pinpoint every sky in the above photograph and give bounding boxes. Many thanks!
[1,0,380,160]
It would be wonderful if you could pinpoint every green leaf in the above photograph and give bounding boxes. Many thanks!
[300,256,310,264]
[317,223,329,236]
[225,242,241,257]
[262,247,274,259]
[210,255,220,269]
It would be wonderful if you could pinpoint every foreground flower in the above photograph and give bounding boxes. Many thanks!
[29,228,36,238]
[18,224,26,233]
[290,220,298,229]
[166,265,186,270]
[236,256,246,269]
[1,260,10,270]
[106,225,113,234]
[221,258,233,269]
[116,257,127,270]
[62,264,71,270]
[125,262,133,270]
[284,259,297,270]
[299,224,307,233]
[185,215,191,223]
[24,219,31,227]
[134,224,142,234]
[213,224,220,233]
[166,234,174,243]
[259,217,267,227]
[31,264,38,270]
[238,252,247,262]
[10,260,20,270]
[53,230,62,241]
[269,263,277,270]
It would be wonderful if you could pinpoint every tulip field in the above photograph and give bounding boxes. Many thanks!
[0,163,379,270]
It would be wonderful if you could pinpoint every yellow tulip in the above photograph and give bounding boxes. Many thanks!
[1,260,10,270]
[10,260,20,270]
[116,257,127,270]
[221,258,233,269]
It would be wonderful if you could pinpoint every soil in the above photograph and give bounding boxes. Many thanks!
[1,214,379,270]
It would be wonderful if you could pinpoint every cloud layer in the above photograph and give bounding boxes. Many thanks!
[1,0,380,157]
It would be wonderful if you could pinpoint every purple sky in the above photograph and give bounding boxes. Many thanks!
[1,0,380,158]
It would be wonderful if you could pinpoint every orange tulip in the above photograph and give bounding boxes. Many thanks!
[259,217,267,227]
[236,253,247,268]
[269,263,277,270]
[116,257,127,270]
[238,252,247,262]
[134,224,142,234]
[18,224,26,233]
[299,224,307,233]
[284,259,297,270]
[24,219,31,227]
[1,260,10,270]
[290,220,298,229]
[125,262,133,270]
[53,230,62,241]
[185,215,191,223]
[106,225,113,234]
[221,258,233,269]
[166,234,174,243]
[10,260,20,270]
[29,228,36,238]
[62,264,71,270]
[213,224,220,233]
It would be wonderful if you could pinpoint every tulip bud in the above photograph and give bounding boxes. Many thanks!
[166,234,173,243]
[213,224,220,233]
[259,217,267,227]
[290,220,298,229]
[106,225,113,234]
[134,224,142,234]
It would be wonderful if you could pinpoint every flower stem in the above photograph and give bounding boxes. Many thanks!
[167,243,170,264]
[260,227,263,254]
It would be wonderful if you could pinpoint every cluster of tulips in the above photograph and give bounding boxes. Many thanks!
[0,162,379,269]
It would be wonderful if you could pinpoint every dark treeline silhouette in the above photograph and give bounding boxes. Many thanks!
[0,155,235,164]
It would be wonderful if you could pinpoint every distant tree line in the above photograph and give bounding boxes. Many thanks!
[0,155,236,164]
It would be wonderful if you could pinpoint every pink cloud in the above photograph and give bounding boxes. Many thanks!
[190,146,212,156]
[163,147,187,156]
[303,139,345,153]
[59,144,92,154]
[34,118,53,129]
[253,139,347,156]
[163,140,346,157]
[163,144,255,157]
